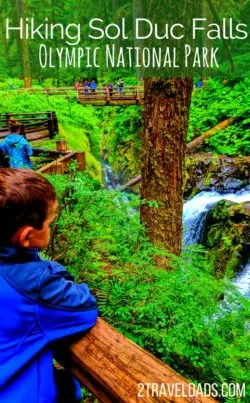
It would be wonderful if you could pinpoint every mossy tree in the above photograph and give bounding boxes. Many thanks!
[141,78,193,255]
[16,0,32,87]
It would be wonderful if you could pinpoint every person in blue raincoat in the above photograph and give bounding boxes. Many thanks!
[0,168,98,402]
[0,118,33,168]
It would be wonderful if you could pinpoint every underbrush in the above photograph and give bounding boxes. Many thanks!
[46,171,250,402]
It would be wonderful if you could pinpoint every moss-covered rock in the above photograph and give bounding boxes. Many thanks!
[203,200,250,278]
[185,153,250,198]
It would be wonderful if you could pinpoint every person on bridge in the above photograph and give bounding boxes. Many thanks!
[0,118,33,169]
[108,82,113,96]
[90,79,97,93]
[0,168,98,403]
[74,80,81,91]
[117,79,124,96]
[83,79,89,96]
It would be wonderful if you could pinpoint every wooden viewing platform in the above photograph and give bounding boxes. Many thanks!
[0,112,58,142]
[59,318,217,402]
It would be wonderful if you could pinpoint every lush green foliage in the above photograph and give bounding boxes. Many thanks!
[46,171,250,402]
[99,77,250,180]
[188,78,250,155]
[98,105,142,181]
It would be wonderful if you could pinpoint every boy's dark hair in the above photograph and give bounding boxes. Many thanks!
[0,168,56,245]
[8,118,20,133]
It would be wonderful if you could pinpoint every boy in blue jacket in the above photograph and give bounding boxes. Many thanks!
[0,118,33,168]
[0,168,98,402]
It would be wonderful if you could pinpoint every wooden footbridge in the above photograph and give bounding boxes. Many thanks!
[13,86,145,106]
[77,86,144,105]
[0,112,58,142]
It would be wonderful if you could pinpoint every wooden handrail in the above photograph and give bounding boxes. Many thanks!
[0,111,58,141]
[60,318,217,403]
[38,151,85,174]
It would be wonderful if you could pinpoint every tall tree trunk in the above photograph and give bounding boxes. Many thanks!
[16,0,32,87]
[140,78,192,256]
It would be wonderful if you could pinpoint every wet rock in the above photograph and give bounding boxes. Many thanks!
[185,153,250,198]
[203,200,250,278]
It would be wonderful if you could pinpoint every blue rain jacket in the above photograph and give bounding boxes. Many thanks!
[0,247,98,402]
[0,134,33,168]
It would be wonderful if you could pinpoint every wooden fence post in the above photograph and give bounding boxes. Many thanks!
[20,124,26,138]
[106,87,110,105]
[5,113,11,126]
[75,151,86,171]
[48,118,53,139]
[52,111,59,134]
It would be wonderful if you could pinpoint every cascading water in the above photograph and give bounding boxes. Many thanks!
[102,162,122,190]
[102,161,130,206]
[102,162,250,297]
[183,189,250,298]
[183,190,250,246]
[232,260,250,298]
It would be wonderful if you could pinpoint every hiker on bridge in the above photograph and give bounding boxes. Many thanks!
[74,80,81,91]
[83,79,89,96]
[90,79,97,93]
[108,82,113,96]
[117,79,124,96]
[0,118,33,168]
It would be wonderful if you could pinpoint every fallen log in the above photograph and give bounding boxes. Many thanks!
[60,318,217,403]
[186,117,236,154]
[119,175,141,190]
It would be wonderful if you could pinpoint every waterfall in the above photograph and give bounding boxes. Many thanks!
[102,162,250,297]
[183,190,250,246]
[232,260,250,298]
[183,189,250,298]
[102,162,122,189]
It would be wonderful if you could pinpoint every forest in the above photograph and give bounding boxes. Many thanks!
[0,0,250,402]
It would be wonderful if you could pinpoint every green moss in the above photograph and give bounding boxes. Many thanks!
[205,200,250,278]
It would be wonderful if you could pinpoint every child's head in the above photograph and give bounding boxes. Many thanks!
[8,118,20,133]
[0,169,57,249]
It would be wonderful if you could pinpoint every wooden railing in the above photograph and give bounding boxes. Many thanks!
[78,86,144,105]
[18,87,76,98]
[59,318,217,402]
[36,150,85,174]
[4,86,145,105]
[0,112,58,141]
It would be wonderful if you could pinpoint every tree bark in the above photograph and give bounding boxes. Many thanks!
[16,0,32,87]
[141,78,192,256]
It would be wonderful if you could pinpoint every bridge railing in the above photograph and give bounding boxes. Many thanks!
[0,112,58,140]
[4,86,145,104]
[37,150,85,174]
[57,318,217,403]
[78,85,144,104]
[18,87,76,97]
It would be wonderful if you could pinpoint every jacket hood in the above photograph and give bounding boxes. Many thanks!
[5,134,24,146]
[0,247,40,262]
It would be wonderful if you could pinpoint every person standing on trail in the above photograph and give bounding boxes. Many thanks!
[0,118,33,168]
[117,79,124,96]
